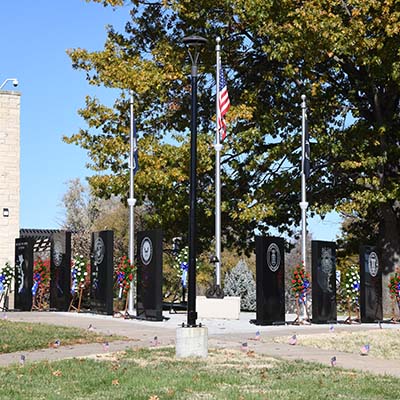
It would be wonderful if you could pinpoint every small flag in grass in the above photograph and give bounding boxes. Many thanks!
[103,341,110,351]
[255,331,261,341]
[330,356,337,367]
[288,334,297,346]
[53,340,60,348]
[329,325,335,333]
[150,336,159,347]
[360,344,370,356]
[20,355,25,366]
[241,342,248,352]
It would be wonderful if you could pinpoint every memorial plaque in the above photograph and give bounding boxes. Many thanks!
[254,236,285,325]
[90,230,114,315]
[311,241,337,323]
[50,231,71,311]
[14,238,34,311]
[360,245,382,322]
[136,229,163,321]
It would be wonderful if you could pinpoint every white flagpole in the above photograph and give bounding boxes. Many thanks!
[300,94,308,268]
[300,94,309,321]
[214,37,222,289]
[127,90,137,315]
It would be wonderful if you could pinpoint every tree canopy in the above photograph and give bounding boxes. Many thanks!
[66,0,400,267]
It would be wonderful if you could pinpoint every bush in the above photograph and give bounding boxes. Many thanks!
[223,259,256,311]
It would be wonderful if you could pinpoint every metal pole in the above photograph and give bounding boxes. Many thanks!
[127,90,136,315]
[187,61,198,327]
[300,94,308,267]
[214,37,222,287]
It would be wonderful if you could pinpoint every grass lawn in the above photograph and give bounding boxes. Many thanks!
[0,320,122,354]
[0,347,399,400]
[274,328,400,359]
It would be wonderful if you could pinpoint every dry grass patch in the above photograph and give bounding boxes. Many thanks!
[274,328,400,359]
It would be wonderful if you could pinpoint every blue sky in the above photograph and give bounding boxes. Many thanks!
[1,0,342,241]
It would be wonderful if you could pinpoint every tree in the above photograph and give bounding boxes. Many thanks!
[224,259,256,311]
[65,1,400,272]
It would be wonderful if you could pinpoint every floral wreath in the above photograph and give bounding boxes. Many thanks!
[342,264,360,306]
[0,262,14,294]
[291,262,311,304]
[173,246,189,289]
[388,268,400,301]
[71,254,88,295]
[32,257,50,296]
[115,256,135,299]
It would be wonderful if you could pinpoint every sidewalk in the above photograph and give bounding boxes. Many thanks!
[1,311,399,377]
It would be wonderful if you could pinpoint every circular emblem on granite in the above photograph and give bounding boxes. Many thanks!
[368,252,379,277]
[94,237,105,265]
[267,243,280,272]
[52,240,63,267]
[140,237,153,266]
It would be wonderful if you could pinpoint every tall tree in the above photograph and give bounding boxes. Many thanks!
[65,0,400,271]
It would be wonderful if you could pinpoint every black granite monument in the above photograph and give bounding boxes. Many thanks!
[90,230,114,315]
[360,245,383,322]
[50,231,72,311]
[311,240,337,323]
[136,229,163,321]
[254,236,285,325]
[14,238,34,311]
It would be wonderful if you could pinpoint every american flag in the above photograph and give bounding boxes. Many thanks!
[241,342,248,352]
[218,68,231,141]
[103,341,110,351]
[20,354,26,366]
[255,331,261,341]
[360,344,370,355]
[288,334,297,346]
[330,356,336,367]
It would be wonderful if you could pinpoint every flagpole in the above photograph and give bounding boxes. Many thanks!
[127,90,137,315]
[214,37,222,290]
[300,95,308,269]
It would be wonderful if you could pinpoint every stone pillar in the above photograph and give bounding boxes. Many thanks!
[0,90,21,309]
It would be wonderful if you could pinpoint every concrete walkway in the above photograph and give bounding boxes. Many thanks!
[1,311,400,377]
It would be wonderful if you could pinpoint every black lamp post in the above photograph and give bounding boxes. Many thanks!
[183,35,208,327]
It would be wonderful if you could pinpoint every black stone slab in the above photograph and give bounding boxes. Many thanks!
[254,236,285,325]
[50,231,71,311]
[360,245,382,322]
[311,240,337,323]
[14,238,34,311]
[136,229,163,321]
[90,230,114,315]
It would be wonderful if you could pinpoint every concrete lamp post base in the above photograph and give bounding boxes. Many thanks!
[176,326,208,358]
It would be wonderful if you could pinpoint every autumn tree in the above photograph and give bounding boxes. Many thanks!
[65,1,400,275]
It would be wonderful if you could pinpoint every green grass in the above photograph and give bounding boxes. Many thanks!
[274,328,400,359]
[0,347,399,399]
[0,320,122,354]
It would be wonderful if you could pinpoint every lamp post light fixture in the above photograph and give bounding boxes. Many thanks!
[183,35,208,328]
[0,78,18,90]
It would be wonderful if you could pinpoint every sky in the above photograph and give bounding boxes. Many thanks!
[1,0,342,242]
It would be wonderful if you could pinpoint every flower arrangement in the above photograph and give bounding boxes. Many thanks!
[0,261,14,293]
[291,262,311,304]
[342,264,360,306]
[388,268,400,300]
[32,257,50,295]
[71,254,89,295]
[115,256,135,299]
[173,246,189,288]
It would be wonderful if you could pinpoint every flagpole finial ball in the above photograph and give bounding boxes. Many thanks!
[216,36,221,44]
[301,94,306,101]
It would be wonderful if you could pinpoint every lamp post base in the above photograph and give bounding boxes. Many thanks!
[176,325,208,358]
[205,284,224,299]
